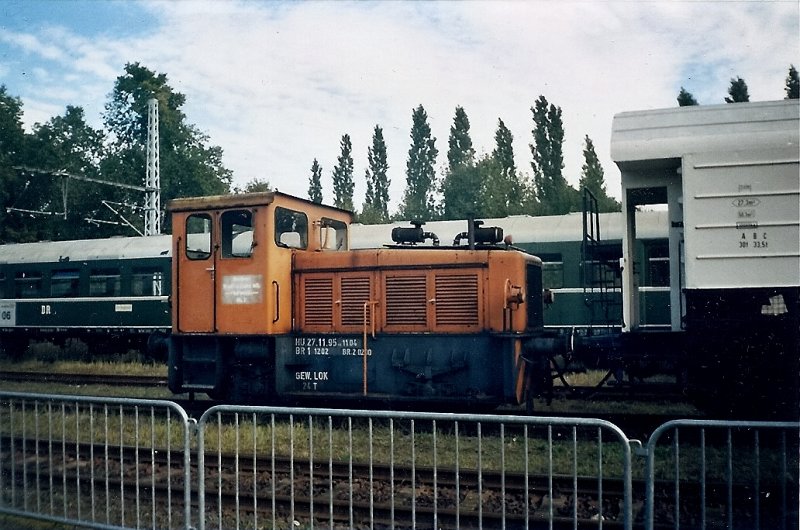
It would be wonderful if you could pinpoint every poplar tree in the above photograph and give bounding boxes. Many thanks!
[361,125,390,223]
[530,95,575,215]
[677,87,699,106]
[786,65,799,99]
[401,105,438,221]
[579,135,619,212]
[331,134,354,211]
[441,106,480,220]
[308,158,323,204]
[483,118,525,217]
[724,76,750,103]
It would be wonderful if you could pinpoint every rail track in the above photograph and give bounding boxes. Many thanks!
[2,434,792,530]
[0,368,699,437]
[0,369,687,401]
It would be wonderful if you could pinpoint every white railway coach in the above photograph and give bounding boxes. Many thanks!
[611,99,799,416]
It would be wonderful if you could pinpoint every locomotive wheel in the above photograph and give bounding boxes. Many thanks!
[145,331,169,362]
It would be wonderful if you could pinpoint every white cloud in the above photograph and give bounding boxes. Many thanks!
[3,0,798,211]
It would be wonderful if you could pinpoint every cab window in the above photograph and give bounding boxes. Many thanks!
[275,207,308,249]
[186,214,212,260]
[319,217,348,250]
[222,210,254,258]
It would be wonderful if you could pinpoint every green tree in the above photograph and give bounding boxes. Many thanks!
[103,62,231,233]
[361,125,390,223]
[579,135,619,212]
[0,85,34,242]
[308,158,323,204]
[331,134,354,211]
[484,118,526,217]
[530,95,576,215]
[786,65,799,99]
[26,106,108,240]
[235,178,271,193]
[441,106,479,220]
[677,87,699,106]
[724,76,750,103]
[400,105,438,221]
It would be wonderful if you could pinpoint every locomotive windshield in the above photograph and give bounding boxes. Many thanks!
[275,207,308,249]
[320,217,348,250]
[221,210,254,258]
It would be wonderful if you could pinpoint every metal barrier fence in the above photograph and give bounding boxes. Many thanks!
[195,406,634,530]
[1,392,797,530]
[644,419,799,530]
[0,392,193,530]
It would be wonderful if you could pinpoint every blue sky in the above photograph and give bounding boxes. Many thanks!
[1,0,798,209]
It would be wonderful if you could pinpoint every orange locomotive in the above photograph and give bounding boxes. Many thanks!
[167,192,561,407]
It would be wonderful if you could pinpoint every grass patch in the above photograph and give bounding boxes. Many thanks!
[0,381,172,400]
[0,359,166,378]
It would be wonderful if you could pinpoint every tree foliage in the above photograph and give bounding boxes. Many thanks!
[579,135,619,212]
[104,62,231,222]
[400,105,438,221]
[308,158,323,204]
[0,85,33,242]
[235,178,271,193]
[677,87,699,106]
[361,125,390,223]
[28,106,107,240]
[786,65,799,99]
[331,134,354,211]
[530,95,577,215]
[0,64,234,242]
[724,76,750,103]
[484,118,526,217]
[441,106,479,220]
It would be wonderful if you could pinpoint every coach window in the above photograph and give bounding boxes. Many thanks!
[319,217,348,250]
[646,242,670,287]
[221,210,254,258]
[539,254,564,289]
[15,271,42,298]
[90,268,121,297]
[186,213,212,260]
[0,273,5,298]
[275,207,308,249]
[133,267,163,296]
[51,270,80,297]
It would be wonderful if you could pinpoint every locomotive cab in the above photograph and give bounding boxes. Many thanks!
[167,192,352,399]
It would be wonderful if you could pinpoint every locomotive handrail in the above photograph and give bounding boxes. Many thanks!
[272,280,280,324]
[362,300,378,395]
